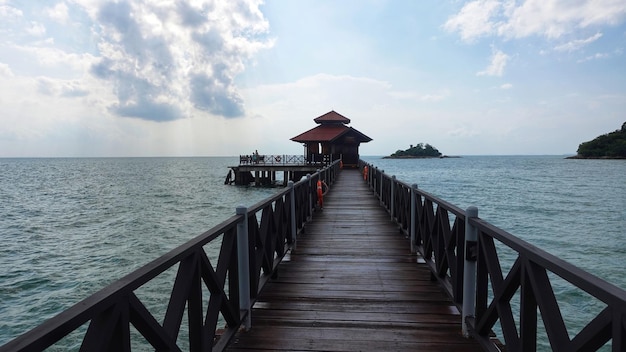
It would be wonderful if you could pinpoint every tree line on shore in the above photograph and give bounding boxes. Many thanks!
[386,143,442,158]
[572,122,626,159]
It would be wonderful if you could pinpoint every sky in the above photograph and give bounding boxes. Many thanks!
[0,0,625,157]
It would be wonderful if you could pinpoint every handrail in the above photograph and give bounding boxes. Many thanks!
[0,161,342,352]
[359,159,626,351]
[238,154,334,165]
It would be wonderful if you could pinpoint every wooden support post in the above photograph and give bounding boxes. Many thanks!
[462,206,478,337]
[236,206,251,331]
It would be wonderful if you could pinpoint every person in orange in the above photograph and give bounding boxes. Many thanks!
[316,179,329,209]
[363,165,368,180]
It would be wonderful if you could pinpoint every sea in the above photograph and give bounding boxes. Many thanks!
[0,155,624,350]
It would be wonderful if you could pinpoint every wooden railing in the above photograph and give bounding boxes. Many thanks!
[0,161,341,352]
[238,154,334,165]
[360,160,626,352]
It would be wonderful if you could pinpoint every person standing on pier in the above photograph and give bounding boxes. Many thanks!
[252,150,259,163]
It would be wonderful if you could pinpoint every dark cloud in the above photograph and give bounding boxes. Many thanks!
[90,58,115,79]
[37,79,55,96]
[91,1,178,122]
[97,1,140,49]
[111,99,181,122]
[89,0,270,122]
[92,60,181,122]
[190,73,244,118]
[97,1,174,71]
[192,27,224,52]
[177,2,210,27]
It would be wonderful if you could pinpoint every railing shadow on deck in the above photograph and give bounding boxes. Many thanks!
[360,160,626,352]
[0,161,340,352]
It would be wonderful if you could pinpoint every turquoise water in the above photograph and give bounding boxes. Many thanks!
[362,155,626,289]
[0,157,278,347]
[1,156,624,350]
[362,155,625,351]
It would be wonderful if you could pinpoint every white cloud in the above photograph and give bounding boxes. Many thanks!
[25,21,46,36]
[4,0,274,123]
[501,0,626,39]
[388,89,450,102]
[577,52,610,62]
[500,83,513,89]
[445,0,626,41]
[0,4,22,18]
[37,77,90,97]
[84,0,274,122]
[420,92,450,102]
[0,1,278,157]
[554,32,603,52]
[477,49,509,76]
[46,3,70,24]
[443,0,502,42]
[0,63,13,77]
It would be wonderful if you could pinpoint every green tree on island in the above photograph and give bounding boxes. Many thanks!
[575,122,626,158]
[389,143,442,158]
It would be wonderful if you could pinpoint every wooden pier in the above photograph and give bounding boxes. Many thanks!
[5,159,625,352]
[226,169,483,351]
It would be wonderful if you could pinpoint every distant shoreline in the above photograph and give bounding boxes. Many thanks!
[565,155,626,160]
[382,155,461,159]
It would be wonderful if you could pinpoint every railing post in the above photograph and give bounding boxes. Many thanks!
[306,174,312,219]
[325,165,329,184]
[372,167,376,193]
[288,181,297,250]
[410,184,417,254]
[379,169,384,205]
[462,206,479,337]
[390,175,395,221]
[236,205,251,331]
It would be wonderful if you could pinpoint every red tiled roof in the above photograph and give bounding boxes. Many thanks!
[313,110,351,124]
[290,125,347,142]
[290,125,372,143]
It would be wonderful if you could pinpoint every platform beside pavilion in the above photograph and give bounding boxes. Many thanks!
[224,154,332,186]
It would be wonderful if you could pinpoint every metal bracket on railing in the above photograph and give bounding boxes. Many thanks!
[465,240,478,262]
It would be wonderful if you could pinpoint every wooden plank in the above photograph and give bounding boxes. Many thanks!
[225,169,483,351]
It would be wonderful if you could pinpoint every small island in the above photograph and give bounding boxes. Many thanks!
[567,122,626,159]
[384,143,444,159]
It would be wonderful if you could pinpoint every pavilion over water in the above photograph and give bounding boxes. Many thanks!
[226,110,372,185]
[290,110,372,168]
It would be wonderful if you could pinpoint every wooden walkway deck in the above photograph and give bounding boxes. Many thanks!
[226,169,484,352]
